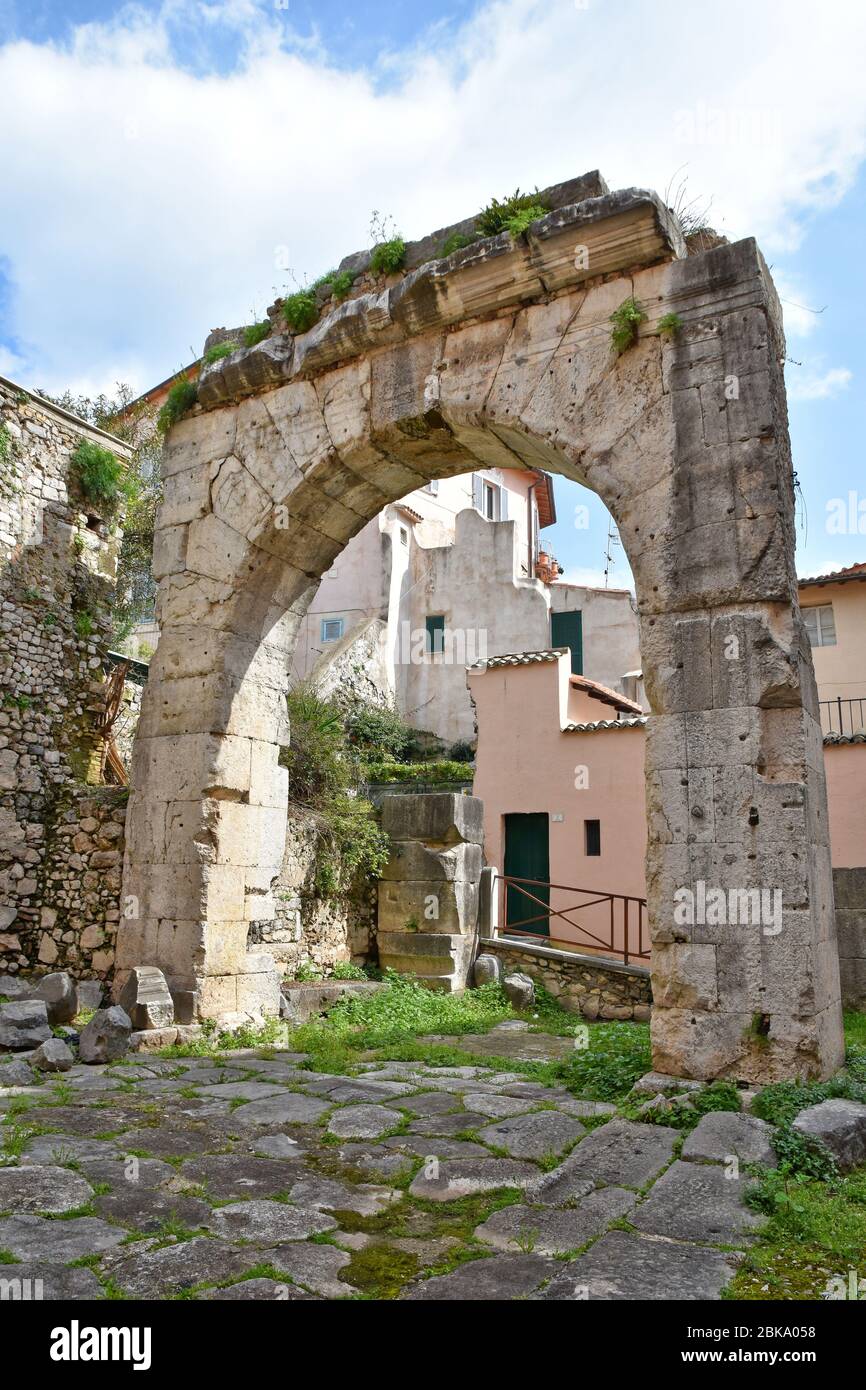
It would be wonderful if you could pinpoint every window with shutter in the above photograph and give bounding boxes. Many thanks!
[320,618,344,643]
[425,615,446,654]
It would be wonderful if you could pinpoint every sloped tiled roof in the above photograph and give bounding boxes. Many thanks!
[799,562,866,588]
[564,715,647,732]
[823,731,866,745]
[469,649,563,670]
[569,673,643,714]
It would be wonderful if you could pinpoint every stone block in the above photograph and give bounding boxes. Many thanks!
[118,966,176,1031]
[377,878,479,936]
[33,972,79,1025]
[78,1006,132,1063]
[0,999,51,1050]
[381,793,483,846]
[380,839,482,883]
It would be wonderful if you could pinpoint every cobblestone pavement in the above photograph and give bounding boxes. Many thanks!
[0,1045,765,1300]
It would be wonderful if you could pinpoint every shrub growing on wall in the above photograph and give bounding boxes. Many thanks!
[70,440,126,516]
[284,682,389,893]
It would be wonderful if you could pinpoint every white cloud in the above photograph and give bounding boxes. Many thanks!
[1,0,865,395]
[787,365,853,401]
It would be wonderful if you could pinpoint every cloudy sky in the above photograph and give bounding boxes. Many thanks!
[1,0,864,582]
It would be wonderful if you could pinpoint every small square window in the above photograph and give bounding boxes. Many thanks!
[425,615,446,655]
[584,819,601,856]
[802,604,836,647]
[424,479,439,495]
[399,526,409,546]
[321,618,344,643]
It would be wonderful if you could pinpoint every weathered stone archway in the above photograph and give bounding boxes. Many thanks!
[118,173,844,1083]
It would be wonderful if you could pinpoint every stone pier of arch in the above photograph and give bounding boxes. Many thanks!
[116,169,844,1084]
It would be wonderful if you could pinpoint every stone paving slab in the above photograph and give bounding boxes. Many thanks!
[402,1253,556,1300]
[461,1092,539,1119]
[198,1277,316,1300]
[94,1188,212,1233]
[233,1093,331,1127]
[207,1199,338,1244]
[178,1154,305,1200]
[681,1111,777,1166]
[0,1213,126,1261]
[21,1135,123,1165]
[474,1185,637,1255]
[262,1241,352,1296]
[409,1157,539,1201]
[407,1111,492,1137]
[0,1262,104,1300]
[539,1230,737,1301]
[105,1238,253,1298]
[631,1160,763,1245]
[287,1175,398,1216]
[383,1091,462,1116]
[0,1163,93,1214]
[327,1103,399,1139]
[476,1111,585,1159]
[549,1117,679,1188]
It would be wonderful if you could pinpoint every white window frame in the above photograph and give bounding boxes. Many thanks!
[320,617,344,643]
[803,604,836,647]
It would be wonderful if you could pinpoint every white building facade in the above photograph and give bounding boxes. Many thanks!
[292,466,641,748]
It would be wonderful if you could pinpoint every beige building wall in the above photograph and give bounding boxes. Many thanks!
[799,573,866,721]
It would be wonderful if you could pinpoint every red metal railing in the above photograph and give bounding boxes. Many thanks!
[494,874,649,966]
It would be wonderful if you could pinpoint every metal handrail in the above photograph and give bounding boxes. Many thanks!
[819,696,866,738]
[494,873,649,966]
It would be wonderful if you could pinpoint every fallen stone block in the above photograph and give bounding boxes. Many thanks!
[0,974,35,1002]
[78,1006,132,1064]
[0,999,51,1051]
[33,972,79,1026]
[473,953,502,987]
[31,1038,75,1073]
[503,973,535,1009]
[77,980,105,1012]
[792,1098,866,1173]
[119,965,175,1030]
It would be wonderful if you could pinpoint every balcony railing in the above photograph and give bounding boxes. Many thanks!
[819,696,866,738]
[494,874,649,967]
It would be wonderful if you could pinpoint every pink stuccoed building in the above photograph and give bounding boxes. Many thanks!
[469,630,866,968]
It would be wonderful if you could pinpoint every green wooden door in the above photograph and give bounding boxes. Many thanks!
[504,812,550,936]
[551,609,583,675]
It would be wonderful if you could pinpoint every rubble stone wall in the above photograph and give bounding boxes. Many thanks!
[0,378,132,978]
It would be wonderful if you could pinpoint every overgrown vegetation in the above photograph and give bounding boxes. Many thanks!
[41,383,164,647]
[609,296,647,355]
[657,312,682,339]
[282,289,320,334]
[440,231,478,257]
[243,321,271,348]
[69,440,127,518]
[362,759,473,785]
[202,341,238,365]
[284,682,389,894]
[157,378,197,433]
[475,188,549,238]
[0,422,11,465]
[370,237,407,276]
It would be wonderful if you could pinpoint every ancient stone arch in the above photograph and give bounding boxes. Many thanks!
[117,172,844,1083]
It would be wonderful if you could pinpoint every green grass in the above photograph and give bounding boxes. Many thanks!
[547,1020,652,1102]
[289,972,513,1068]
[728,1168,866,1300]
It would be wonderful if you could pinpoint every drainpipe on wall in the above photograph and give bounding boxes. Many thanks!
[527,480,537,580]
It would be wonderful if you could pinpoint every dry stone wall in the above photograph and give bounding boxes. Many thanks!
[0,379,132,980]
[480,938,652,1022]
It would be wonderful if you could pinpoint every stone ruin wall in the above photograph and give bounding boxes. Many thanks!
[250,805,377,976]
[0,379,131,981]
[480,938,652,1022]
